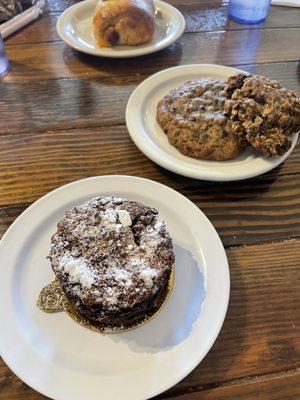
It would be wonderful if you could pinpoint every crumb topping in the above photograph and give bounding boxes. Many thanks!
[49,196,174,312]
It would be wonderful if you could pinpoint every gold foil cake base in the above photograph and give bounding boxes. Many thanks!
[37,266,174,334]
[37,279,66,312]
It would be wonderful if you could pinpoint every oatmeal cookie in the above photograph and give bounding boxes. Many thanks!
[157,78,246,161]
[225,73,300,156]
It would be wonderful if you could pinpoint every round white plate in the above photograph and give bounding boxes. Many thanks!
[0,175,229,400]
[56,0,185,58]
[126,64,298,181]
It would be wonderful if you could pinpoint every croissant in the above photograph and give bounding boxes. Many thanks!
[93,0,155,47]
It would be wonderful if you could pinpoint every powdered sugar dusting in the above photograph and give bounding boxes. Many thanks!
[106,267,133,289]
[140,266,159,287]
[117,209,132,227]
[154,219,164,230]
[101,209,118,229]
[49,196,175,323]
[103,287,119,306]
[60,254,95,289]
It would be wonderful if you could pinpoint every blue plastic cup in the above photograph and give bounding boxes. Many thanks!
[0,34,9,77]
[228,0,271,24]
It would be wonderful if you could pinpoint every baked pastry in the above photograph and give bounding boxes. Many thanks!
[157,78,246,161]
[49,196,174,330]
[225,73,300,156]
[93,0,155,47]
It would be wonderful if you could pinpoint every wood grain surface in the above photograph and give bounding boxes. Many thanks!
[5,2,300,46]
[1,62,299,135]
[0,128,299,246]
[162,371,300,400]
[4,28,300,82]
[0,0,299,399]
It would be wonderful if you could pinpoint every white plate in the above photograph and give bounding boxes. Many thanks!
[0,175,229,400]
[126,64,298,181]
[56,0,185,58]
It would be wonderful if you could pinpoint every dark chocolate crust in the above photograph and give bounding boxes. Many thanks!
[49,196,174,329]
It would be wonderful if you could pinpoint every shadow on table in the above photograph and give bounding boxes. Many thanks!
[157,250,247,399]
[151,167,289,398]
[66,42,183,78]
[111,243,205,353]
[297,61,300,86]
[160,156,283,193]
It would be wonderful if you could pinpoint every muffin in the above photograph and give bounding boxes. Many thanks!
[156,78,246,161]
[48,196,174,330]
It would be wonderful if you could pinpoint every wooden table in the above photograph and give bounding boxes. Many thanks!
[1,1,300,399]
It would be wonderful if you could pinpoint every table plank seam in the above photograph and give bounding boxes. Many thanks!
[7,22,300,47]
[1,60,300,86]
[5,26,300,49]
[160,366,300,398]
[183,25,300,34]
[0,121,127,134]
[1,200,300,249]
[5,12,300,48]
[225,236,300,250]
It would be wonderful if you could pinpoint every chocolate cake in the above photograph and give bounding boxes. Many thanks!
[49,196,174,330]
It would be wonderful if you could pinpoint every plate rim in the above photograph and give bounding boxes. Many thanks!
[0,175,230,400]
[125,64,298,181]
[56,0,186,58]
